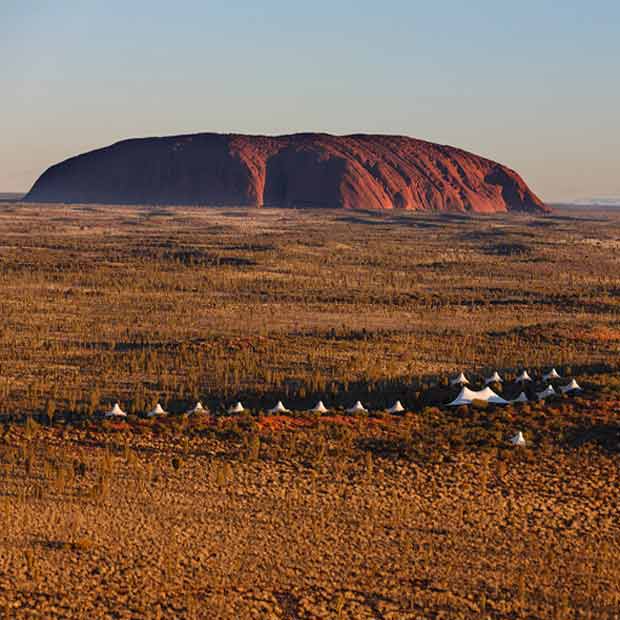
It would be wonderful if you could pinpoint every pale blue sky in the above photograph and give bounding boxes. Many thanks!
[2,0,619,202]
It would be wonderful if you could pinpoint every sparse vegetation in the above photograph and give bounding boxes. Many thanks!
[1,204,620,618]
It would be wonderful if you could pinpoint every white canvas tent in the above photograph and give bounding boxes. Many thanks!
[484,371,503,385]
[346,401,367,414]
[448,387,509,407]
[510,392,529,404]
[510,431,526,446]
[543,368,561,382]
[536,385,556,400]
[105,403,127,419]
[187,401,206,415]
[387,401,405,413]
[147,403,167,418]
[268,400,290,414]
[228,401,245,414]
[515,370,532,383]
[310,400,328,413]
[450,372,470,386]
[560,379,582,394]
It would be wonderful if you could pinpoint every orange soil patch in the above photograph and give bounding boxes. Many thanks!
[257,415,316,432]
[258,413,408,434]
[319,415,357,427]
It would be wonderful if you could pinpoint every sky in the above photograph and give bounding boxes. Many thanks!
[1,0,619,203]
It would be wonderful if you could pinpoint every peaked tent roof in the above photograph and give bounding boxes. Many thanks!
[510,392,529,404]
[450,372,470,386]
[543,368,561,381]
[147,403,167,417]
[448,386,509,407]
[537,385,556,400]
[105,403,127,418]
[311,400,328,413]
[387,401,405,413]
[187,401,206,414]
[560,379,582,393]
[484,371,503,385]
[228,401,244,413]
[515,370,532,383]
[268,400,290,414]
[346,401,368,413]
[510,431,526,446]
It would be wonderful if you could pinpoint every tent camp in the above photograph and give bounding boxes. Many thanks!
[268,401,290,414]
[515,370,532,383]
[510,431,526,446]
[346,401,367,414]
[560,379,582,394]
[450,372,470,386]
[228,401,245,414]
[387,401,405,413]
[484,371,503,385]
[147,403,167,418]
[448,387,508,407]
[511,392,529,404]
[187,401,206,415]
[310,400,328,413]
[105,403,127,419]
[537,385,556,400]
[543,368,561,382]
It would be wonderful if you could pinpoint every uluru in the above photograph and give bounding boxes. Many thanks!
[26,132,547,213]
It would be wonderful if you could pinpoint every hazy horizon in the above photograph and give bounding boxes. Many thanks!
[2,1,619,203]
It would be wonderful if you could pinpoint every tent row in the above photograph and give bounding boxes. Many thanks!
[103,377,582,419]
[451,368,567,387]
[227,399,408,415]
[104,399,407,419]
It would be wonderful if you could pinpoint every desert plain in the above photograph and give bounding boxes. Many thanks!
[1,204,620,619]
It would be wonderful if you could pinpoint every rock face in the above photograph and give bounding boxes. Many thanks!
[26,133,547,213]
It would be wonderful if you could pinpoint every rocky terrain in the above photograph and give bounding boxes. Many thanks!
[26,133,547,213]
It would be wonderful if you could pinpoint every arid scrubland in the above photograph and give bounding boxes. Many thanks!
[1,204,620,618]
